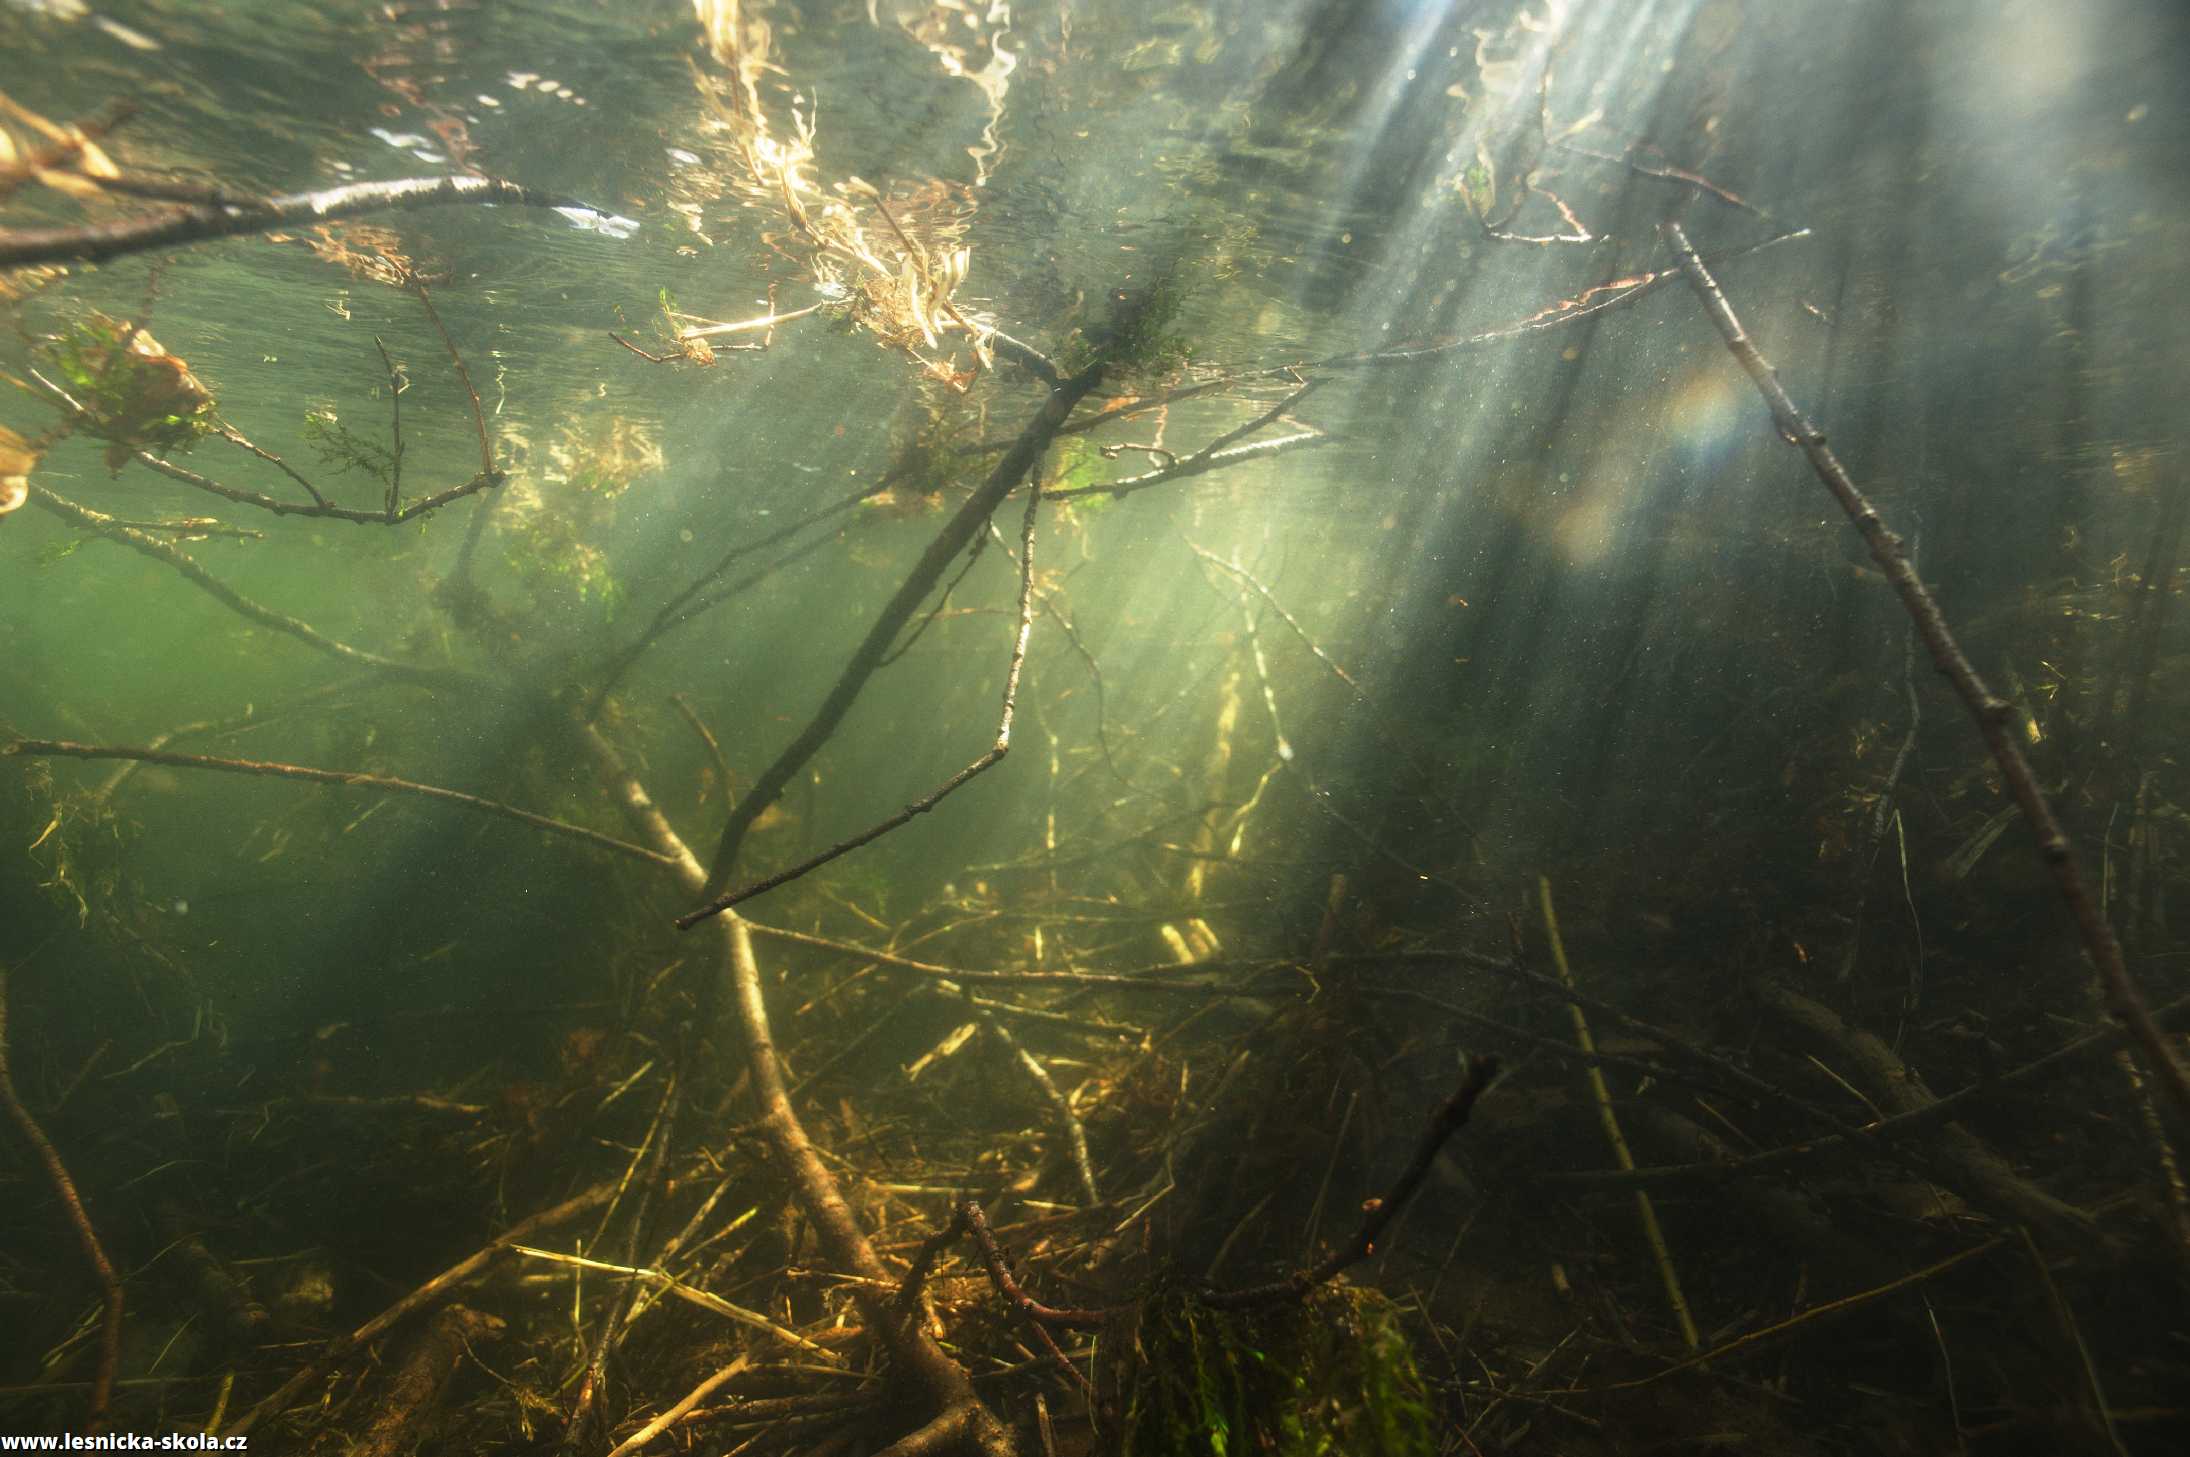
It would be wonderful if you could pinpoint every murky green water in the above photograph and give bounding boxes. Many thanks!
[3,0,2187,1451]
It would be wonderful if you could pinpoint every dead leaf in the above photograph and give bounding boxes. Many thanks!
[0,423,36,516]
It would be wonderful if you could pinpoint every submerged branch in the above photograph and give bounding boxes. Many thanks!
[1662,220,2190,1146]
[373,336,404,517]
[986,230,1811,462]
[0,173,611,267]
[408,276,494,484]
[212,420,331,509]
[686,479,1047,918]
[4,739,679,870]
[1203,1054,1502,1308]
[1541,991,2190,1192]
[130,448,496,525]
[962,987,1102,1207]
[686,360,1108,918]
[0,967,123,1436]
[587,478,889,716]
[1047,429,1330,502]
[29,370,503,525]
[1319,226,1811,368]
[574,718,1016,1457]
[744,921,1280,992]
[223,1183,615,1439]
[27,485,480,686]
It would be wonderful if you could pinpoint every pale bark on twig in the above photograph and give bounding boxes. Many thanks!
[575,719,1017,1457]
[0,173,602,267]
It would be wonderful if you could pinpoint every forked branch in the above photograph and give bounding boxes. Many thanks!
[683,361,1107,921]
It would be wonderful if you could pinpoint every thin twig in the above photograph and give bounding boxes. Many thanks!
[4,739,679,869]
[588,478,895,716]
[678,300,824,341]
[1047,429,1330,502]
[26,486,479,685]
[2017,1228,2129,1456]
[212,420,330,508]
[1186,544,1361,693]
[0,173,605,268]
[686,362,1108,916]
[1182,377,1323,466]
[958,1199,1117,1331]
[955,1200,1101,1408]
[508,1245,838,1359]
[86,515,263,540]
[406,277,492,482]
[1204,1054,1501,1309]
[1322,227,1809,368]
[604,1356,753,1457]
[224,1183,615,1437]
[574,722,1015,1457]
[373,336,405,518]
[0,967,123,1435]
[1662,220,2190,1146]
[743,921,1277,992]
[892,1206,970,1337]
[972,995,1101,1206]
[1543,990,2190,1191]
[685,476,1050,918]
[671,693,735,803]
[1556,140,1768,215]
[1540,878,1700,1349]
[1554,1235,2009,1394]
[30,371,496,525]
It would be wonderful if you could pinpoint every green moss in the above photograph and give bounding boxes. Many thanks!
[1052,435,1115,494]
[1115,1282,1437,1457]
[1058,275,1193,379]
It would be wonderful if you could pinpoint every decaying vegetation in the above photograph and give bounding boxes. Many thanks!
[2,2,2187,1455]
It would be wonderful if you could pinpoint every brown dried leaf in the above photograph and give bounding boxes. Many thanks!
[0,423,35,516]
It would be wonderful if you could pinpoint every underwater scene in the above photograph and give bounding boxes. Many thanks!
[2,0,2187,1452]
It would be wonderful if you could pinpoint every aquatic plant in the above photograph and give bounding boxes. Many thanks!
[1115,1282,1437,1457]
[39,311,216,470]
[301,406,396,489]
[1057,273,1194,379]
[494,415,665,621]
